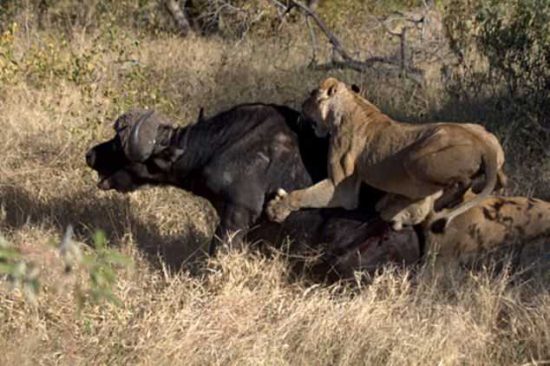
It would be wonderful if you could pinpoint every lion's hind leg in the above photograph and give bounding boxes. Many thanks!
[378,191,443,231]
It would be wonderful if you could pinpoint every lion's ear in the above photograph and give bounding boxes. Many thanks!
[351,84,361,93]
[321,77,340,97]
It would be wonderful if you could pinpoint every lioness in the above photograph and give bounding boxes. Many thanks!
[267,77,506,231]
[425,192,550,267]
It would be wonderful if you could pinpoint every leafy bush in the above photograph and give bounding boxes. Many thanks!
[444,0,550,130]
[0,0,172,34]
[75,229,132,307]
[0,234,40,305]
[187,0,279,38]
[1,0,433,38]
[1,227,131,308]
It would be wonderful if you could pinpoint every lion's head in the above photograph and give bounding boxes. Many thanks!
[301,77,355,138]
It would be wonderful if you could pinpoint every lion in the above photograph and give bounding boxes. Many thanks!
[424,192,550,267]
[376,121,507,231]
[266,77,507,231]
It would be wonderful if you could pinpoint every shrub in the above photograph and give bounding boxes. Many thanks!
[444,0,550,131]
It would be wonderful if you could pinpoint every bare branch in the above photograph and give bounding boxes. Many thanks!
[284,0,424,84]
[314,57,396,72]
[288,0,353,61]
[314,60,424,84]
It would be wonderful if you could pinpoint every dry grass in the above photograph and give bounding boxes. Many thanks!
[1,240,549,365]
[0,10,549,366]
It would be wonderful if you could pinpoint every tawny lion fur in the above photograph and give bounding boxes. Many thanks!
[266,77,507,230]
[425,193,550,263]
[375,191,443,231]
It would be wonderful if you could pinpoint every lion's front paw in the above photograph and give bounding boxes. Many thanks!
[266,189,294,223]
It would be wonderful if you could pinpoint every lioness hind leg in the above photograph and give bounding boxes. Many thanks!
[380,191,443,231]
[496,170,508,192]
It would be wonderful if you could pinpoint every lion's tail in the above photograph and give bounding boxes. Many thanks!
[431,142,500,232]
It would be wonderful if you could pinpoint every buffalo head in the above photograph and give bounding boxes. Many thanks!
[85,109,185,192]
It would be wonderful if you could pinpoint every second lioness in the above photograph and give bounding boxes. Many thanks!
[267,77,506,230]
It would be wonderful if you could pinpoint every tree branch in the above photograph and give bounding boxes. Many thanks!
[288,0,353,61]
[284,0,424,84]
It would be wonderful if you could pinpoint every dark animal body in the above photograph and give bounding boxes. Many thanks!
[86,104,420,276]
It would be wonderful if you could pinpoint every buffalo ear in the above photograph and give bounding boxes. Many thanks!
[120,110,159,162]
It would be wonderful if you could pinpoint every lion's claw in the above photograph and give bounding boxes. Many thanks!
[266,189,294,223]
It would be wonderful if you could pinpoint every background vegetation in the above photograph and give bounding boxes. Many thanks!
[0,0,549,364]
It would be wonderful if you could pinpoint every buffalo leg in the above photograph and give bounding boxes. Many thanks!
[208,202,262,255]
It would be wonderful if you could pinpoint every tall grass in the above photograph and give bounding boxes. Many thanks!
[1,244,549,365]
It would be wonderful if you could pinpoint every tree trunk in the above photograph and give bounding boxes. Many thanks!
[165,0,192,37]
